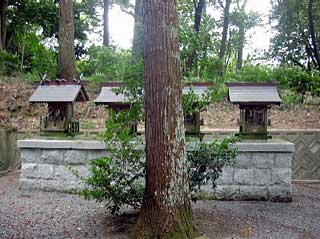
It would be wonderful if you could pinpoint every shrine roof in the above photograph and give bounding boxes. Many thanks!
[226,83,282,105]
[29,80,89,103]
[94,83,128,105]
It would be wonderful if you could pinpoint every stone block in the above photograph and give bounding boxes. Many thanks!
[21,163,37,179]
[252,153,275,168]
[54,165,78,181]
[86,150,109,161]
[37,164,55,180]
[200,184,216,195]
[234,169,254,185]
[40,179,63,192]
[19,178,40,190]
[268,185,292,202]
[274,153,292,168]
[64,150,88,165]
[234,153,252,169]
[215,185,240,200]
[62,180,85,191]
[42,150,67,164]
[38,179,83,192]
[21,149,42,163]
[235,140,295,152]
[271,168,291,185]
[238,186,268,200]
[69,165,90,179]
[254,169,271,186]
[216,167,234,185]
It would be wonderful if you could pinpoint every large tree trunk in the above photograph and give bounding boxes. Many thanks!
[133,0,198,238]
[0,0,8,52]
[308,0,320,71]
[132,0,144,58]
[103,0,109,46]
[236,25,244,70]
[185,0,205,74]
[219,0,231,60]
[58,0,75,80]
[0,15,2,52]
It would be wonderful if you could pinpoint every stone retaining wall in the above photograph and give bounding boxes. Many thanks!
[210,140,294,202]
[18,139,294,201]
[16,129,320,180]
[18,140,108,192]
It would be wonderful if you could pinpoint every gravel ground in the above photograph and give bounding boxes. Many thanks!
[0,172,320,239]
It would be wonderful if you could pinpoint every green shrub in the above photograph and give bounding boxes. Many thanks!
[83,136,237,214]
[279,90,304,109]
[0,52,20,76]
[272,67,313,95]
[187,138,237,195]
[83,140,145,214]
[226,65,274,83]
[77,46,134,84]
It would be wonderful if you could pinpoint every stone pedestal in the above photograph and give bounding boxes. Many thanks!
[18,140,108,192]
[211,139,294,202]
[18,139,294,202]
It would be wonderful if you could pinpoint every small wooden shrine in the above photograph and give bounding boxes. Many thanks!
[29,80,89,134]
[227,83,282,139]
[183,82,214,136]
[94,83,137,133]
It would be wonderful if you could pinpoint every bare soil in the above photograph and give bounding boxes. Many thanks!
[1,172,320,239]
[1,77,320,130]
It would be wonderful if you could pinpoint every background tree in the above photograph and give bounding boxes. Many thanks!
[58,0,75,80]
[103,0,110,46]
[229,0,260,70]
[132,0,144,58]
[218,0,232,62]
[0,0,8,52]
[308,0,320,70]
[269,0,320,71]
[184,0,206,73]
[179,0,220,79]
[134,0,198,237]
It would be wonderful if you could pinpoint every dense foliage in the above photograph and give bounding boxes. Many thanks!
[269,0,320,71]
[82,109,237,214]
[187,138,237,195]
[0,0,319,100]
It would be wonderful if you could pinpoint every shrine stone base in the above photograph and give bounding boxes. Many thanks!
[203,139,294,202]
[18,139,294,202]
[18,140,107,192]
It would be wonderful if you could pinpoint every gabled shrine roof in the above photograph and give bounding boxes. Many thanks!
[226,83,282,105]
[94,82,214,106]
[183,82,214,96]
[94,83,128,105]
[29,80,89,103]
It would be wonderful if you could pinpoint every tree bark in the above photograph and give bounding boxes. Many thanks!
[236,0,248,70]
[0,0,8,52]
[20,25,27,72]
[103,0,109,46]
[132,0,144,58]
[236,25,244,70]
[58,0,75,80]
[185,0,205,73]
[133,0,198,237]
[0,15,2,52]
[219,0,231,60]
[306,42,317,69]
[308,0,320,71]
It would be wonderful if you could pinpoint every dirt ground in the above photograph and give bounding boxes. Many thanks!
[0,172,319,239]
[1,77,320,130]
